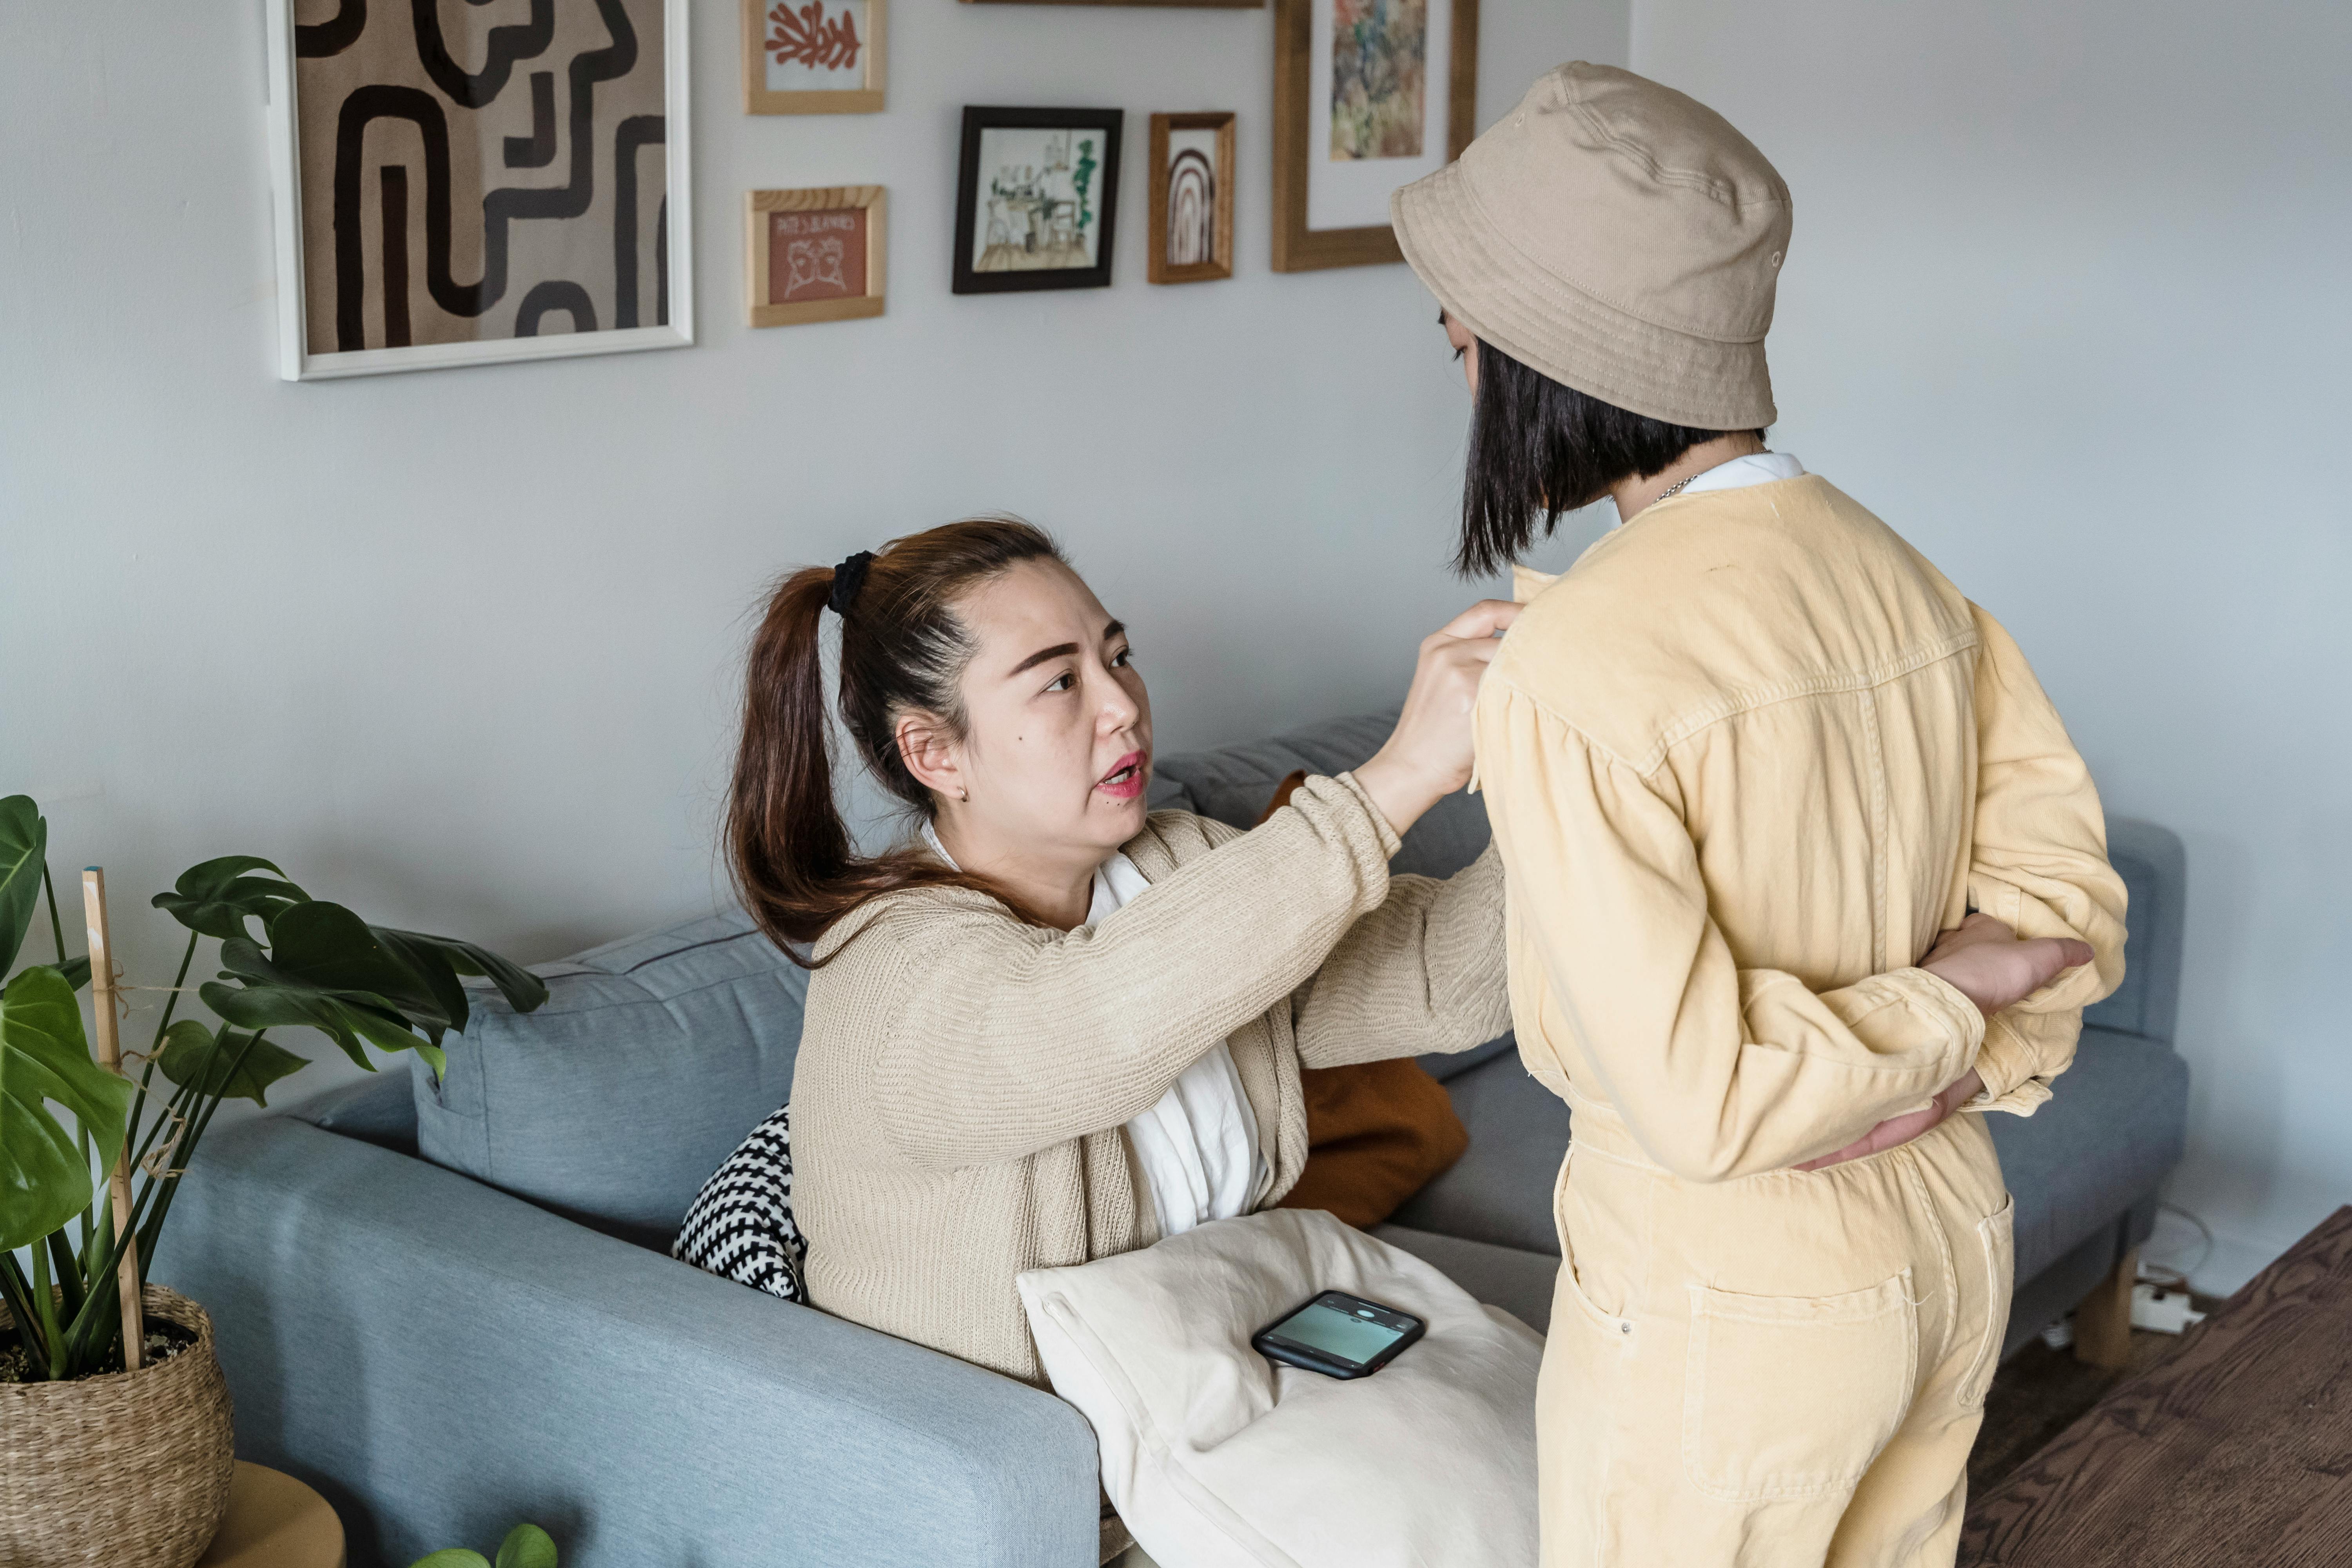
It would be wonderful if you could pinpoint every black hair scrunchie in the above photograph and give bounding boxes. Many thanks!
[827,551,875,617]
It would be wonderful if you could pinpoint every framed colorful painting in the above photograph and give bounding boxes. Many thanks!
[961,0,1257,8]
[743,0,885,114]
[1148,113,1236,284]
[263,0,694,380]
[1271,0,1476,271]
[746,187,887,327]
[952,107,1124,295]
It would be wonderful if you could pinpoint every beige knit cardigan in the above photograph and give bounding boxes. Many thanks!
[791,772,1509,1387]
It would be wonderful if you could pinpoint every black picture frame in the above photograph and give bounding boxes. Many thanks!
[952,106,1124,294]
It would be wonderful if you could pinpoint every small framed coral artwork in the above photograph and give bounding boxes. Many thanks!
[1272,0,1477,271]
[746,187,887,327]
[743,0,885,114]
[952,107,1123,296]
[1148,112,1236,284]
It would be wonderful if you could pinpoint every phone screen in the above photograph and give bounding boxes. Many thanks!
[1263,1295,1414,1367]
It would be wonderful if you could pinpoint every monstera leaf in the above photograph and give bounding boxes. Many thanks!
[152,855,309,943]
[155,1019,309,1107]
[0,795,47,978]
[0,965,134,1253]
[373,927,548,1021]
[201,901,543,1079]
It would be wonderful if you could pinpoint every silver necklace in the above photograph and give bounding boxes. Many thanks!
[1654,474,1697,504]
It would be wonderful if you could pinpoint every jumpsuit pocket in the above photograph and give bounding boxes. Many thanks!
[1957,1194,2017,1410]
[1552,1151,1637,1343]
[1682,1270,1918,1503]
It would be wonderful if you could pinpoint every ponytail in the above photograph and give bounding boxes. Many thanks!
[726,517,1067,965]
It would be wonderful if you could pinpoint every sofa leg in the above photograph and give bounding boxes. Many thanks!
[2074,1245,2137,1369]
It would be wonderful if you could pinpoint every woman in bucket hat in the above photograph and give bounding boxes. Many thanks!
[1392,64,2129,1567]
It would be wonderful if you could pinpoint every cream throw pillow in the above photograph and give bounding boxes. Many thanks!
[1015,1209,1543,1568]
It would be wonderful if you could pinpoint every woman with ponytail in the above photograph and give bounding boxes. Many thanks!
[725,517,1516,1427]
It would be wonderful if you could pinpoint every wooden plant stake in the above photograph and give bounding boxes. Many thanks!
[81,867,145,1369]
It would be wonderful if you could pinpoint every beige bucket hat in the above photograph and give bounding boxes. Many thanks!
[1392,63,1791,432]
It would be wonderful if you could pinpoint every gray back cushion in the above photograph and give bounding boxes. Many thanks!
[2082,817,2185,1046]
[413,909,807,1250]
[1152,708,1492,883]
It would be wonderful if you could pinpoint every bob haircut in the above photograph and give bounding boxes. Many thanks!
[1456,332,1761,578]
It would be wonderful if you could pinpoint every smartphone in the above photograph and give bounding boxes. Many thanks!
[1251,1290,1426,1379]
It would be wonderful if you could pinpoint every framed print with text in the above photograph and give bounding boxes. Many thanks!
[746,186,887,326]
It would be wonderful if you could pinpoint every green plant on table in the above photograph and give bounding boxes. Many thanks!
[0,793,546,1381]
[412,1522,559,1568]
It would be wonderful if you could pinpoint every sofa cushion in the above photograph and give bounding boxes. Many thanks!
[1985,1025,2190,1283]
[1372,1223,1559,1334]
[1152,708,1492,883]
[2082,817,2186,1047]
[1388,1025,2190,1290]
[1016,1210,1543,1568]
[412,908,805,1249]
[1386,1050,1573,1257]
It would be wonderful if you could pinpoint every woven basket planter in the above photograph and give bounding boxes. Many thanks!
[0,1285,236,1568]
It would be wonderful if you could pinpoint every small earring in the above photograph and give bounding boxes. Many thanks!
[960,788,970,802]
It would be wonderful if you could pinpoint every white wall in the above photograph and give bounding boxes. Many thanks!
[1632,0,2352,1291]
[0,4,1625,1108]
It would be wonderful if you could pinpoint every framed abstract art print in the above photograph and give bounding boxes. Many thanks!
[263,0,694,380]
[1271,0,1476,271]
[746,186,887,327]
[1147,113,1236,284]
[742,0,886,114]
[952,107,1124,296]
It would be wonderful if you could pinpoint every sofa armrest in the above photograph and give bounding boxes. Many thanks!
[154,1115,1100,1568]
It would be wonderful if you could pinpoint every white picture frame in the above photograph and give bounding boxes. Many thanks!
[263,0,695,381]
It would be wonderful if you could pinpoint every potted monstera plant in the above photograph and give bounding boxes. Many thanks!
[0,794,544,1568]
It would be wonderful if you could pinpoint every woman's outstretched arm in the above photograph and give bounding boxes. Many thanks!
[860,775,1398,1167]
[1291,841,1510,1068]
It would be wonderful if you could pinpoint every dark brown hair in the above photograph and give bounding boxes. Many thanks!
[1456,330,1759,578]
[728,517,1067,965]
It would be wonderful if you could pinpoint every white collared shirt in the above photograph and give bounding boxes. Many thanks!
[921,822,1266,1238]
[1671,448,1806,497]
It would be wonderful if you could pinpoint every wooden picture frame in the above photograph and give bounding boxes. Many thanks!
[952,107,1124,296]
[1271,0,1477,272]
[743,0,886,114]
[1148,113,1236,284]
[746,187,887,327]
[263,0,693,380]
[960,0,1258,9]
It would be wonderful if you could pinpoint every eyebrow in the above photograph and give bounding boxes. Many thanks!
[1008,620,1126,679]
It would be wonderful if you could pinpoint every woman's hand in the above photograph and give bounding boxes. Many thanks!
[1919,913,2095,1019]
[1794,915,2095,1172]
[1794,1068,1984,1172]
[1354,600,1521,836]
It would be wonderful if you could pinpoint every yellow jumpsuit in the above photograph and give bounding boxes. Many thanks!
[1472,475,2127,1567]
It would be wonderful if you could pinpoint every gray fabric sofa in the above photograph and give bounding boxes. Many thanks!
[155,711,2190,1568]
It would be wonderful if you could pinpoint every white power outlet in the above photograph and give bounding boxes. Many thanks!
[2130,1282,2206,1335]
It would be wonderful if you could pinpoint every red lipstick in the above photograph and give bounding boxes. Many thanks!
[1096,750,1148,801]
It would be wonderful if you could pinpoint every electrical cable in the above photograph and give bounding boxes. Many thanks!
[2136,1202,2214,1291]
